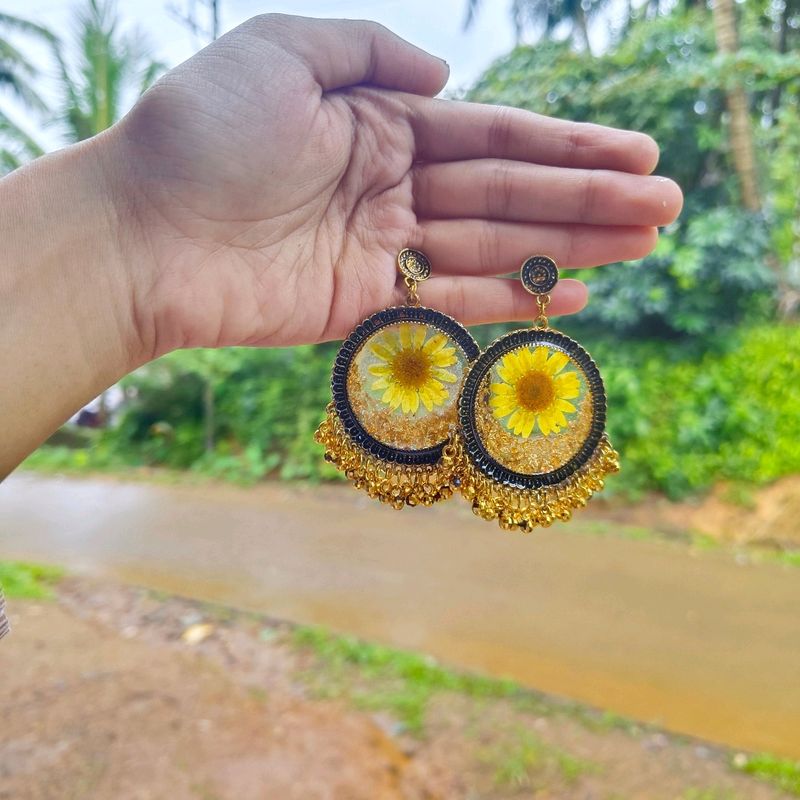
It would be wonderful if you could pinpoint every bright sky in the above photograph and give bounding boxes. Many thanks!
[0,0,518,149]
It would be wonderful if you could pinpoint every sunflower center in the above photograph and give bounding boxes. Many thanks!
[391,350,432,389]
[515,371,555,413]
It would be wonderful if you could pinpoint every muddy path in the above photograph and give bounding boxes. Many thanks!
[1,472,799,758]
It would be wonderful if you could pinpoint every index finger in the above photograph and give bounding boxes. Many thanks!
[408,97,660,175]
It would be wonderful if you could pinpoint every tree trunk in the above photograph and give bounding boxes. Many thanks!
[203,380,215,454]
[711,0,760,212]
[769,0,792,117]
[575,9,593,56]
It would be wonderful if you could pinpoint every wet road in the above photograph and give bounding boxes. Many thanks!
[1,472,799,757]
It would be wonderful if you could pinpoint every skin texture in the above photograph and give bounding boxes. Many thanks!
[0,14,682,477]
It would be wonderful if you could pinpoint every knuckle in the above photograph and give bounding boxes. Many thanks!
[565,121,591,162]
[487,164,515,218]
[477,221,501,267]
[247,12,289,34]
[487,106,515,155]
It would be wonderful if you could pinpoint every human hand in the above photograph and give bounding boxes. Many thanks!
[108,13,682,358]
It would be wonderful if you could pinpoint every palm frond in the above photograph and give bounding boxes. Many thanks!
[53,0,166,141]
[0,107,44,174]
[462,0,482,30]
[0,11,57,45]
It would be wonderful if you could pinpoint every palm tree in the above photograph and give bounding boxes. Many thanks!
[710,0,760,212]
[53,0,165,424]
[0,12,53,172]
[464,0,608,53]
[53,0,164,144]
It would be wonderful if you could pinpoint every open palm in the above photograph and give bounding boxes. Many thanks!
[113,14,682,358]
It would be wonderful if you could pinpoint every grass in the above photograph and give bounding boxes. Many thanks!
[0,561,64,599]
[732,752,800,796]
[681,788,739,800]
[483,728,598,788]
[292,625,519,735]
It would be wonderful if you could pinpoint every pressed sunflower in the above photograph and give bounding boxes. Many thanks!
[489,346,580,437]
[368,324,458,414]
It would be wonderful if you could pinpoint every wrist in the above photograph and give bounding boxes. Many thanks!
[0,131,150,471]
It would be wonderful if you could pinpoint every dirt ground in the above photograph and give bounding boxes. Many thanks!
[0,578,792,800]
[596,474,800,548]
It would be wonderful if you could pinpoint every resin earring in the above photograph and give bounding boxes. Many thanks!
[315,249,479,508]
[452,256,620,530]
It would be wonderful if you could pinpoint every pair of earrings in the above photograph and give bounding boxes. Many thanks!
[315,249,620,531]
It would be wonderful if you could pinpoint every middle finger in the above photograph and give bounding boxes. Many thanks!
[412,159,683,227]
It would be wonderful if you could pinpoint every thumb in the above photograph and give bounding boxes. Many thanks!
[247,14,450,96]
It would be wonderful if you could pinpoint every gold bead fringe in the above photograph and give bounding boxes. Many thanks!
[450,432,620,532]
[314,403,460,510]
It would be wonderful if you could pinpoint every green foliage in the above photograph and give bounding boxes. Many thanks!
[98,345,341,483]
[733,753,800,796]
[469,10,800,338]
[0,561,64,599]
[596,324,800,498]
[0,11,50,172]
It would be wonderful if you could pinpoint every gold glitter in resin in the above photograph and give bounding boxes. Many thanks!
[347,322,468,451]
[475,346,594,475]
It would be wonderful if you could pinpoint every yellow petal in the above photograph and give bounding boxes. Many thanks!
[413,325,426,349]
[399,324,413,349]
[546,351,569,375]
[371,377,389,390]
[557,399,576,413]
[432,368,458,384]
[490,401,516,416]
[490,382,515,396]
[519,413,536,438]
[423,333,448,354]
[419,386,434,411]
[498,352,525,383]
[432,349,457,367]
[531,347,549,368]
[519,347,535,370]
[368,364,392,376]
[369,342,395,361]
[389,387,403,410]
[538,414,552,436]
[554,410,568,428]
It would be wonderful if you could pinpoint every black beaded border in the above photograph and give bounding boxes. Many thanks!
[458,329,607,489]
[332,306,480,465]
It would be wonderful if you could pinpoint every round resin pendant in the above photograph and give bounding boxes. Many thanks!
[316,305,479,508]
[454,328,619,530]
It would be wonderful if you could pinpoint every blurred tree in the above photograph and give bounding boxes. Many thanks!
[711,0,760,211]
[53,0,164,143]
[0,12,52,172]
[463,0,609,52]
[468,8,800,336]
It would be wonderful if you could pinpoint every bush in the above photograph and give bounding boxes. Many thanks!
[594,324,800,497]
